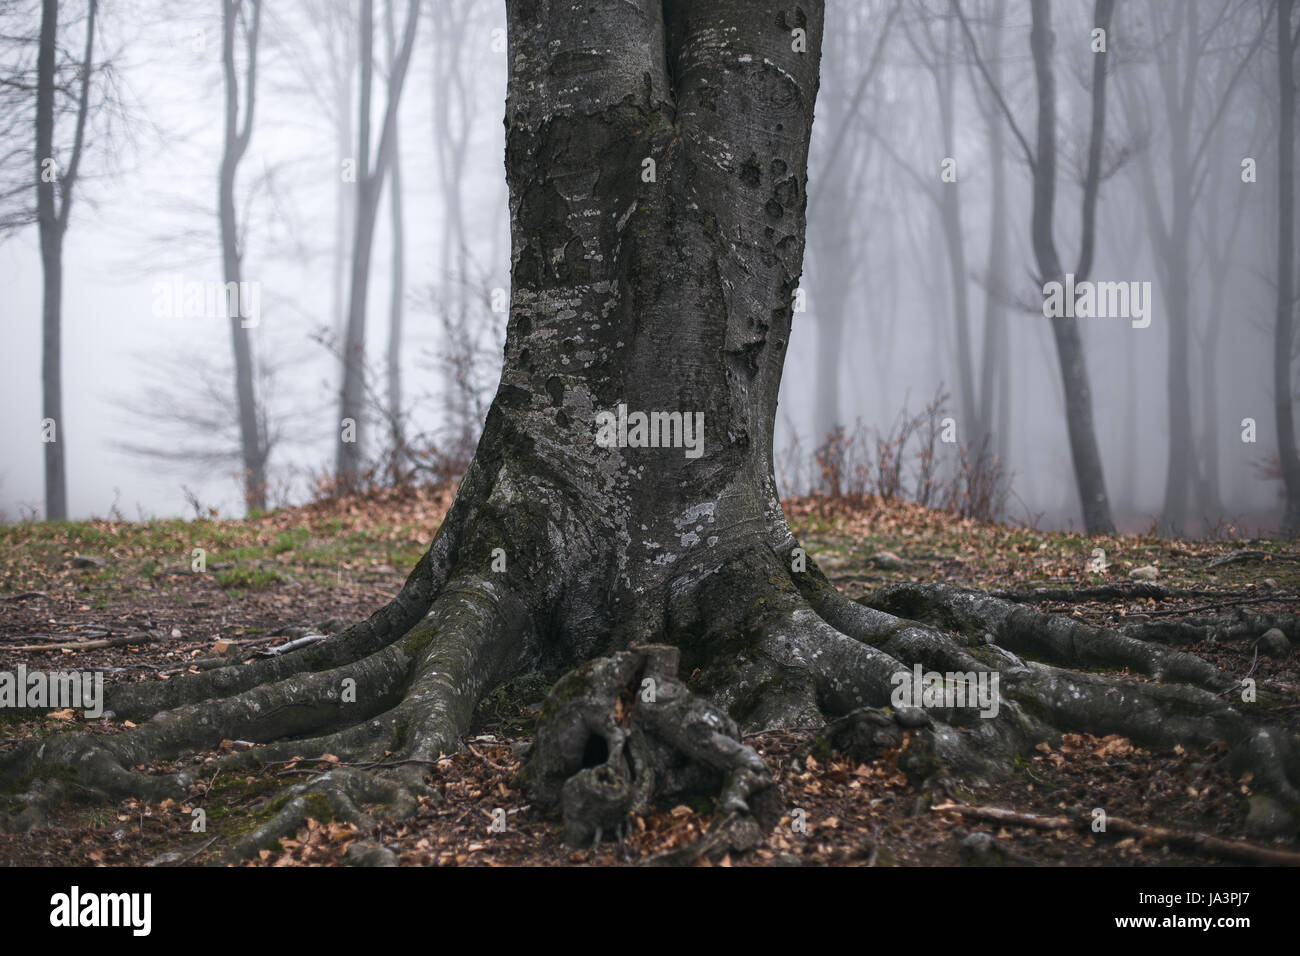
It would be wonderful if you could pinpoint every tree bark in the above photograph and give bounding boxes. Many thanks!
[219,0,266,513]
[336,0,419,489]
[1028,0,1116,534]
[977,0,1009,453]
[1276,0,1300,536]
[385,0,406,477]
[35,0,94,521]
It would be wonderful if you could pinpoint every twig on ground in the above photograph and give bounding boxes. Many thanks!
[933,802,1300,865]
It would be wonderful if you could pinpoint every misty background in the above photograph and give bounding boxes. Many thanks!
[1,0,1295,536]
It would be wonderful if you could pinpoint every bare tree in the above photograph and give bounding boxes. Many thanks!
[335,0,420,489]
[218,0,268,512]
[901,3,978,428]
[34,0,95,520]
[956,0,1118,533]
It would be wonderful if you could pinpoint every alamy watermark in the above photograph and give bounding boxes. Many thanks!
[0,666,104,718]
[1042,273,1152,329]
[151,273,261,328]
[595,403,705,459]
[50,886,151,936]
[890,664,999,719]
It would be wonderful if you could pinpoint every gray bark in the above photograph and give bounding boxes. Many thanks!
[1028,0,1116,534]
[1277,0,1300,536]
[385,0,406,472]
[35,0,94,521]
[336,0,420,489]
[218,0,266,513]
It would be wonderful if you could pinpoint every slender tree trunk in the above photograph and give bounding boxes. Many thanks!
[385,0,406,475]
[1196,264,1227,519]
[35,0,93,521]
[1277,0,1300,536]
[336,0,419,489]
[813,285,845,442]
[332,14,356,345]
[35,0,64,521]
[937,62,976,428]
[219,0,266,513]
[978,0,1008,450]
[1160,225,1193,536]
[1029,0,1115,534]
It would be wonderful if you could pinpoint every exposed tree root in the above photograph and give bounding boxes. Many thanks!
[517,644,782,856]
[3,534,1297,858]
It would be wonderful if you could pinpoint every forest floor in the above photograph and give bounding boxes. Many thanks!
[1,486,1297,866]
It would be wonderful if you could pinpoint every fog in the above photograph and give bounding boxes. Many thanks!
[2,0,1296,536]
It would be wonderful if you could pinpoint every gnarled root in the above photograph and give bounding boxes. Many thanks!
[518,644,782,857]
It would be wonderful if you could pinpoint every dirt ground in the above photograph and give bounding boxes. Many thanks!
[1,487,1297,866]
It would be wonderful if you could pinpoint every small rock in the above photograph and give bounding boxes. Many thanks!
[959,831,1006,866]
[1128,565,1159,580]
[343,842,399,867]
[71,554,106,569]
[1258,628,1291,658]
[872,551,905,571]
[1245,794,1294,837]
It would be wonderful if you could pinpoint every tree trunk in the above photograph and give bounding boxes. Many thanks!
[35,0,66,521]
[1159,227,1193,536]
[977,0,1008,451]
[219,0,266,513]
[336,0,419,489]
[812,279,845,445]
[936,48,976,429]
[1028,0,1115,535]
[385,0,406,477]
[1276,0,1300,536]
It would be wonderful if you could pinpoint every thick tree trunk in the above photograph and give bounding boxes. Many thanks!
[485,0,825,659]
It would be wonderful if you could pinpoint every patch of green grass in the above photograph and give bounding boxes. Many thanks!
[272,528,311,555]
[214,566,281,590]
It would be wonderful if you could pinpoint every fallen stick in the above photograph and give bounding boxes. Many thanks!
[1144,595,1300,617]
[11,631,155,652]
[255,633,327,657]
[0,591,50,602]
[932,802,1300,865]
[1205,549,1299,569]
